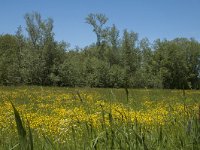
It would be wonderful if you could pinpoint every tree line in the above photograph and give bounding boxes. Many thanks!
[0,12,200,89]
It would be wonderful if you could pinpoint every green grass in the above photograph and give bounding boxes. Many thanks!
[0,86,200,149]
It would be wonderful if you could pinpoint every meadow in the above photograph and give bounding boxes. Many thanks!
[0,86,200,149]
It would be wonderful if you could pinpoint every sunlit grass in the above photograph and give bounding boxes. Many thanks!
[0,86,199,149]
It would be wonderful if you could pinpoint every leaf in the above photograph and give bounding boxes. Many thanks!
[10,101,27,149]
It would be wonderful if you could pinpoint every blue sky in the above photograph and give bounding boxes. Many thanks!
[0,0,200,48]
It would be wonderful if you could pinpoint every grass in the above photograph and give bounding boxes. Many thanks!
[0,86,199,149]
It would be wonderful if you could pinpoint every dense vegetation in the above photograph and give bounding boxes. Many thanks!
[0,86,200,149]
[0,12,200,89]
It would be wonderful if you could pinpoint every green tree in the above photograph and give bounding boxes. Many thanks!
[0,34,20,85]
[86,13,108,46]
[121,29,140,87]
[153,38,200,89]
[24,12,64,85]
[106,24,120,67]
[137,38,162,88]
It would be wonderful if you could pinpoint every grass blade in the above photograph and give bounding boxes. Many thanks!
[10,101,27,150]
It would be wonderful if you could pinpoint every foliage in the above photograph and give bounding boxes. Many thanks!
[0,12,200,89]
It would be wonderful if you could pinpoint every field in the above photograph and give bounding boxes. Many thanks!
[0,86,200,149]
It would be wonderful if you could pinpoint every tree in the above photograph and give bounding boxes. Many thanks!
[1,12,200,89]
[106,24,120,67]
[137,38,162,88]
[0,34,20,85]
[86,13,108,46]
[153,38,200,89]
[24,12,64,85]
[15,26,26,83]
[121,29,140,87]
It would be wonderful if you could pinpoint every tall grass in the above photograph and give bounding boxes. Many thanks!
[10,101,33,150]
[0,86,199,149]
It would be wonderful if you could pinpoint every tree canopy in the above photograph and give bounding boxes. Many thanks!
[0,12,200,89]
